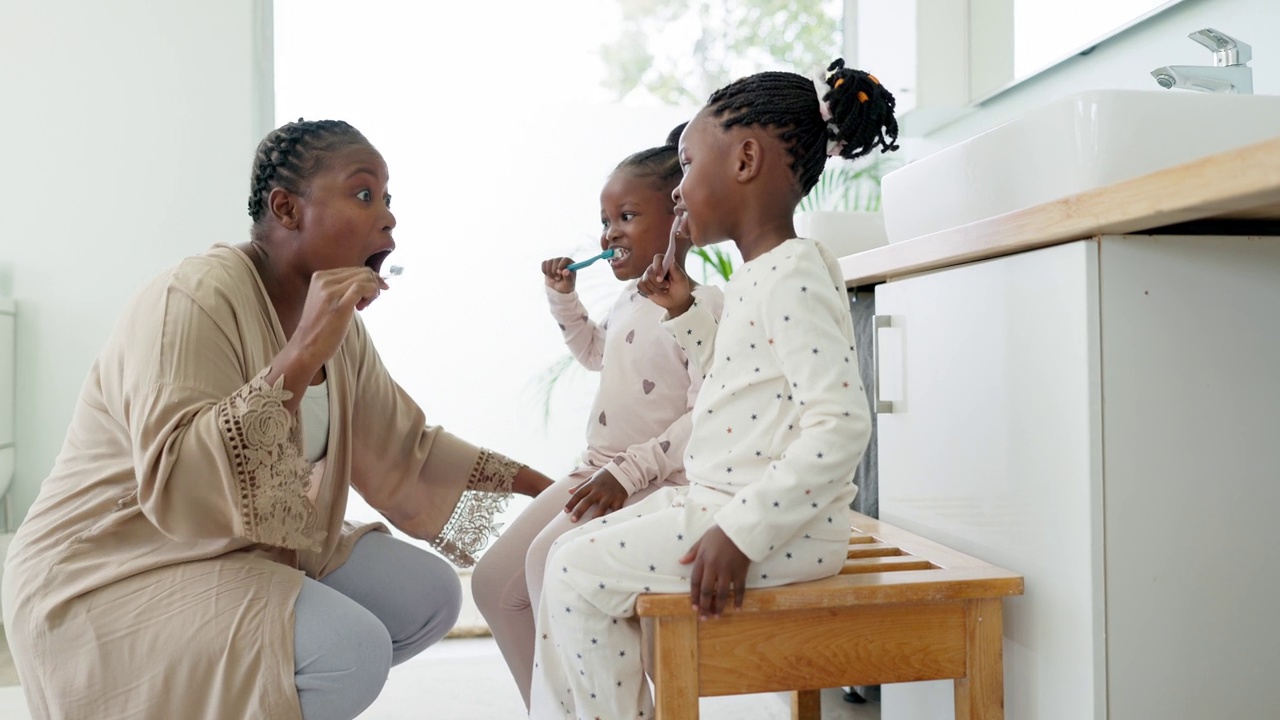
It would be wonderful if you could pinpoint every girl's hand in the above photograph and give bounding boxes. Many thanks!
[637,254,694,317]
[542,257,576,294]
[679,524,751,618]
[564,467,629,522]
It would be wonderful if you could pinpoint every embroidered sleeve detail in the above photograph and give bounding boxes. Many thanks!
[217,371,321,551]
[434,449,519,567]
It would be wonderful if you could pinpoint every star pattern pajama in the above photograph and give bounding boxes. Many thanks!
[529,238,873,719]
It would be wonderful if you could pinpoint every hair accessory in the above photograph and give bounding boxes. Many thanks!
[812,72,846,158]
[826,134,847,158]
[811,75,833,121]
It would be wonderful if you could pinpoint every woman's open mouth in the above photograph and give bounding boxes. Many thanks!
[365,249,392,274]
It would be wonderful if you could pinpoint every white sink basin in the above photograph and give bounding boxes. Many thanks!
[882,89,1280,244]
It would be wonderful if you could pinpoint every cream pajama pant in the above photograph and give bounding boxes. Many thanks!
[527,486,848,720]
[471,470,677,707]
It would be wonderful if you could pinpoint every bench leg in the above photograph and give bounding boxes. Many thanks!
[647,614,699,719]
[954,598,1005,720]
[790,689,821,720]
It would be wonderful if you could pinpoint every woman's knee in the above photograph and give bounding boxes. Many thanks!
[294,582,393,720]
[418,552,464,641]
[387,551,461,664]
[323,533,462,663]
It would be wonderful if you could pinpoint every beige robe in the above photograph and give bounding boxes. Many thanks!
[1,244,517,720]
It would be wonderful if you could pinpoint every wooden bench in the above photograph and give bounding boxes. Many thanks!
[636,512,1024,719]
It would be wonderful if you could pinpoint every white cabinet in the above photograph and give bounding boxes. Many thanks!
[874,236,1280,719]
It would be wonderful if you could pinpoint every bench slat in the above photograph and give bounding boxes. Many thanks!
[850,515,999,570]
[846,542,903,559]
[841,555,936,574]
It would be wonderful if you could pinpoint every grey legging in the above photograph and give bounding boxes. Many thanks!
[293,531,463,720]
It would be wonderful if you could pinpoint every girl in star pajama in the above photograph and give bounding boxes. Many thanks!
[528,59,900,719]
[471,125,726,708]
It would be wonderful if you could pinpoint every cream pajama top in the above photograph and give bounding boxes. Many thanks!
[667,237,872,558]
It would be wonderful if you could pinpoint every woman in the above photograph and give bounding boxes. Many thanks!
[2,118,553,720]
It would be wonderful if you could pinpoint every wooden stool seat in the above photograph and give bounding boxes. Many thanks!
[636,512,1024,719]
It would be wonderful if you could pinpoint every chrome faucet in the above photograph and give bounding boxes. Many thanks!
[1151,28,1252,94]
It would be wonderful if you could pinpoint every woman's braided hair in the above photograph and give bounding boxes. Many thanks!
[246,118,370,229]
[614,122,688,194]
[705,58,898,194]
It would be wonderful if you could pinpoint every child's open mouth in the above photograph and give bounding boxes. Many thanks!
[609,247,630,265]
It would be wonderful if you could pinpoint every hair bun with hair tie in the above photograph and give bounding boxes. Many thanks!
[813,57,900,160]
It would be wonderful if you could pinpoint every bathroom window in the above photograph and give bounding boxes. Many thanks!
[273,0,842,554]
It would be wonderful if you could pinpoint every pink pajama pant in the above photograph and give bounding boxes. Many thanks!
[470,468,679,708]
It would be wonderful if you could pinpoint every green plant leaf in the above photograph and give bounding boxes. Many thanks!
[690,245,735,282]
[529,353,580,427]
[797,154,901,214]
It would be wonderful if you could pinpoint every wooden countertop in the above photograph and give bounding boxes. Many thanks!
[840,134,1280,287]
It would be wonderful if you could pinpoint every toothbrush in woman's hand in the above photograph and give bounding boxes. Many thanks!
[381,264,404,281]
[566,249,616,271]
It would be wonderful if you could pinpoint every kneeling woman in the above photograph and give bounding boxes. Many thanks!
[2,119,553,720]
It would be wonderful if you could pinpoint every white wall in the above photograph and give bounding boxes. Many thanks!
[913,0,1278,155]
[0,1,272,524]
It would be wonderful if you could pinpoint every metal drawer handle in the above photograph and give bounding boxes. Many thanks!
[873,314,894,414]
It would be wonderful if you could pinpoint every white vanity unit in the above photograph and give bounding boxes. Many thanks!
[844,136,1280,719]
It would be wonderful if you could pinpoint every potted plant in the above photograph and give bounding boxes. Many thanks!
[794,154,900,258]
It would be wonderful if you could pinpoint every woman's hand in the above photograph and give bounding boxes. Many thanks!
[680,524,751,618]
[272,267,387,406]
[637,254,694,318]
[513,466,555,498]
[564,467,629,522]
[542,257,576,294]
[296,266,387,351]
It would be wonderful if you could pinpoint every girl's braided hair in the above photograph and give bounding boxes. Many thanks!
[614,122,688,194]
[246,118,370,229]
[705,58,898,194]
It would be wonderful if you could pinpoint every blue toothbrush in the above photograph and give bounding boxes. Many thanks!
[566,248,616,271]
